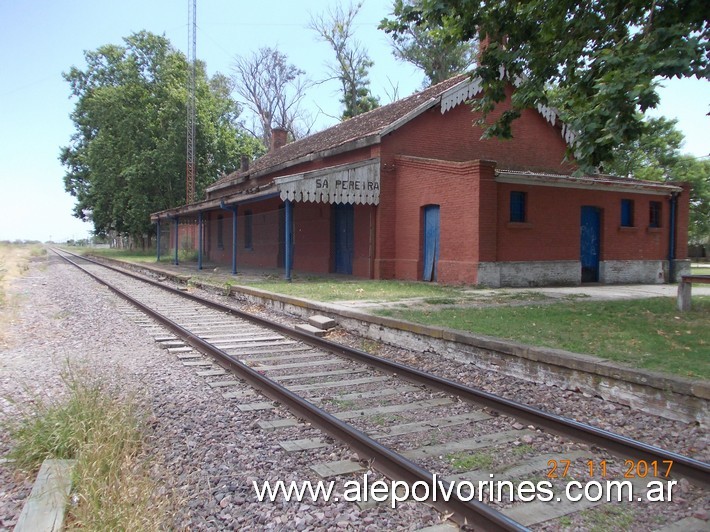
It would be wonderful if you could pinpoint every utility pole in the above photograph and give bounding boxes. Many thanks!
[186,0,197,205]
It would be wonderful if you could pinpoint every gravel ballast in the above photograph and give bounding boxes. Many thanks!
[1,253,708,530]
[0,254,441,531]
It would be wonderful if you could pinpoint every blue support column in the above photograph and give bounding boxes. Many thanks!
[156,219,161,262]
[173,216,179,265]
[668,193,678,282]
[284,200,293,281]
[232,206,238,275]
[197,211,203,271]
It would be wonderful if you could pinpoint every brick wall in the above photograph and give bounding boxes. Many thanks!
[381,94,576,174]
[389,156,481,284]
[495,182,684,263]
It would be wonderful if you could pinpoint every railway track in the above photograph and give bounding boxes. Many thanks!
[52,248,709,531]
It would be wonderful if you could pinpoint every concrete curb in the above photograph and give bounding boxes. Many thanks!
[89,255,709,426]
[14,459,76,532]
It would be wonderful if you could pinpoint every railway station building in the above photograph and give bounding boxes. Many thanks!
[150,74,690,286]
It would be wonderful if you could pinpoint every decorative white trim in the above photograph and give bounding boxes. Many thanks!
[440,72,580,149]
[275,159,380,205]
[440,77,483,113]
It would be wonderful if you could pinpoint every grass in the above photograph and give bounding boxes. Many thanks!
[79,246,199,264]
[242,279,559,304]
[370,413,403,426]
[74,246,171,264]
[329,398,357,409]
[0,243,44,300]
[447,451,495,472]
[0,243,45,344]
[580,506,636,532]
[244,278,469,302]
[691,266,710,276]
[5,367,173,530]
[511,444,535,457]
[376,297,710,379]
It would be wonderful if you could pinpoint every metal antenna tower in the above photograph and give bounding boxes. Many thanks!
[186,0,197,204]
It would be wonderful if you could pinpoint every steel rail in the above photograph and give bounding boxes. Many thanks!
[53,248,526,531]
[55,249,710,488]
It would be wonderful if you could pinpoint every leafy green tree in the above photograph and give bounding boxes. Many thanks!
[381,0,477,86]
[382,0,709,171]
[61,31,263,247]
[677,156,710,244]
[602,117,684,181]
[309,1,380,119]
[603,117,710,243]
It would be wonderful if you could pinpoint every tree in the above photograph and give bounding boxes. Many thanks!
[309,1,379,119]
[602,117,710,244]
[382,0,709,171]
[677,156,710,244]
[231,47,313,147]
[61,31,262,246]
[602,117,685,181]
[382,0,477,86]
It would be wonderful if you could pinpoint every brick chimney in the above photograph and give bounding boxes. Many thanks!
[270,127,288,152]
[240,155,249,172]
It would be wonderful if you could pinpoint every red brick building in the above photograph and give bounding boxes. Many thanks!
[151,75,690,286]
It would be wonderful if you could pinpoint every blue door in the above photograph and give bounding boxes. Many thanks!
[423,205,440,282]
[334,203,354,274]
[580,206,601,282]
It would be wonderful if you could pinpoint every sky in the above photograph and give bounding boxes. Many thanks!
[0,0,708,243]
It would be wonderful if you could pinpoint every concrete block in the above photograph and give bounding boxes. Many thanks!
[207,380,240,388]
[14,459,76,532]
[176,352,201,360]
[237,401,275,411]
[295,323,326,337]
[279,438,329,452]
[258,418,299,431]
[308,315,336,330]
[678,281,692,312]
[311,459,365,479]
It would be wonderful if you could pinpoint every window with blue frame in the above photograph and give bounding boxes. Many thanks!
[649,201,662,228]
[620,199,634,227]
[510,191,527,222]
[244,210,253,249]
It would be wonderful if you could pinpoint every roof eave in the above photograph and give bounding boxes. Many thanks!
[151,185,279,220]
[496,171,682,195]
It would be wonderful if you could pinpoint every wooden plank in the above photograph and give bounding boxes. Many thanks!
[14,459,76,532]
[680,275,710,283]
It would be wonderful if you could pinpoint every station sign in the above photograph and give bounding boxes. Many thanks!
[276,159,380,205]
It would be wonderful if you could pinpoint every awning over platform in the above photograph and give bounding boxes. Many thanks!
[275,158,380,205]
[150,186,278,221]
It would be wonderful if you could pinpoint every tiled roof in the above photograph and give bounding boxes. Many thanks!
[208,74,470,193]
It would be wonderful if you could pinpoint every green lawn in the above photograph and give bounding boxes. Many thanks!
[376,297,710,379]
[245,278,470,302]
[691,266,710,276]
